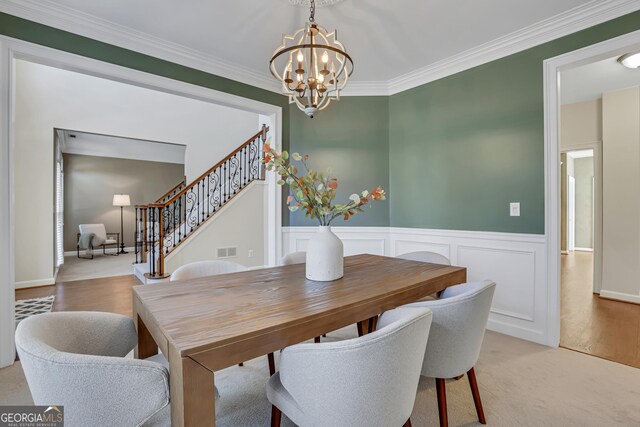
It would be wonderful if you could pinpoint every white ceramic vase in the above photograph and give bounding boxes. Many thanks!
[306,226,344,281]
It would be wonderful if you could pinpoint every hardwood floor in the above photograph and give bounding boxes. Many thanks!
[561,251,640,368]
[15,274,140,317]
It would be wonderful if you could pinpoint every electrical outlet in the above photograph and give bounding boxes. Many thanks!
[248,249,254,258]
[510,202,520,217]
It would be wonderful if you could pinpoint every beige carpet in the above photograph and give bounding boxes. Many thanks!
[3,330,640,426]
[56,253,136,282]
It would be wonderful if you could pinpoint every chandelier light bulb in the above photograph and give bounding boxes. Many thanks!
[322,51,329,63]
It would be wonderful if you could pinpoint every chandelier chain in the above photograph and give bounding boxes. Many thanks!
[309,0,316,22]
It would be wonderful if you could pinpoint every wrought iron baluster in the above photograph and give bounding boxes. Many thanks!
[178,196,182,243]
[150,207,156,277]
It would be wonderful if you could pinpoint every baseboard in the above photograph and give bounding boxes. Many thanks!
[573,247,593,252]
[63,247,135,256]
[599,290,640,305]
[561,250,569,255]
[15,277,56,289]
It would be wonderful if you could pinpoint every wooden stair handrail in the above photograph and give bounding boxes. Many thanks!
[160,126,268,207]
[135,125,269,277]
[155,179,186,203]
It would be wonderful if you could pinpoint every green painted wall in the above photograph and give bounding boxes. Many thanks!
[288,97,389,226]
[4,11,640,232]
[389,10,640,234]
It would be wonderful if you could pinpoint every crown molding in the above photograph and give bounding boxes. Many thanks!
[340,81,389,96]
[0,0,283,93]
[1,0,638,97]
[387,0,640,95]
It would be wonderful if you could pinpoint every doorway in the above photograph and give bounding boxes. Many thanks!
[548,32,640,368]
[0,37,283,368]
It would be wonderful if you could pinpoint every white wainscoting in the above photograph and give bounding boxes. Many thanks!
[282,226,548,346]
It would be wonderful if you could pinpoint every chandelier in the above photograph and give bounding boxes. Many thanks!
[270,0,354,118]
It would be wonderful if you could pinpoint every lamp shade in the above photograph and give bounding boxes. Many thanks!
[113,194,131,207]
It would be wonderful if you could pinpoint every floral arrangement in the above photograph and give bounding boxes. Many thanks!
[262,143,386,226]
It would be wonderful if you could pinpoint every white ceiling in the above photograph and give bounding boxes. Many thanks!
[2,0,639,94]
[561,55,640,104]
[59,130,186,164]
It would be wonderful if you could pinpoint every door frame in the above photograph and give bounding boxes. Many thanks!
[561,145,602,294]
[0,35,283,367]
[543,28,640,347]
[568,175,576,252]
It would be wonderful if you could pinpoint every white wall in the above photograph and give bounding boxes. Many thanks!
[601,86,640,303]
[165,182,267,272]
[283,226,548,345]
[15,59,258,286]
[560,99,602,148]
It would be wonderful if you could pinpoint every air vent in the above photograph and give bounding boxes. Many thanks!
[217,247,238,259]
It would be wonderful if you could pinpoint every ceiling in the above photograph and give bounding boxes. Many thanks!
[2,0,639,94]
[561,55,640,104]
[59,130,186,164]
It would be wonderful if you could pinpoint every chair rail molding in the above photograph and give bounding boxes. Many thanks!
[543,27,640,349]
[1,0,638,96]
[282,226,547,345]
[0,34,283,368]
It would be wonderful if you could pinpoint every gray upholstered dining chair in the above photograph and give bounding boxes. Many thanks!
[379,281,496,427]
[169,259,248,281]
[267,306,433,427]
[15,311,218,427]
[279,251,306,266]
[397,250,450,265]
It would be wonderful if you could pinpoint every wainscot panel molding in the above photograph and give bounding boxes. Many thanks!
[282,226,548,345]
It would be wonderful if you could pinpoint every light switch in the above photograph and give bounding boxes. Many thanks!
[510,202,520,217]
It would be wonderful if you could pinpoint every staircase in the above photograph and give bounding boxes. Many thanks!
[134,125,268,279]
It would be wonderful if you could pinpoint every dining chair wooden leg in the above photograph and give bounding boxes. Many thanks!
[367,315,378,333]
[357,321,364,337]
[268,352,276,376]
[238,362,243,367]
[322,334,327,337]
[436,378,448,427]
[271,405,282,427]
[403,418,412,427]
[467,367,486,424]
[314,336,321,343]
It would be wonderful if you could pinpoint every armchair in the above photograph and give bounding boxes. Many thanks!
[77,224,119,259]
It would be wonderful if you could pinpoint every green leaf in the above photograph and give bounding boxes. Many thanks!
[292,152,302,161]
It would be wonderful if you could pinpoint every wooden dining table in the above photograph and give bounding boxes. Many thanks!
[132,253,467,426]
